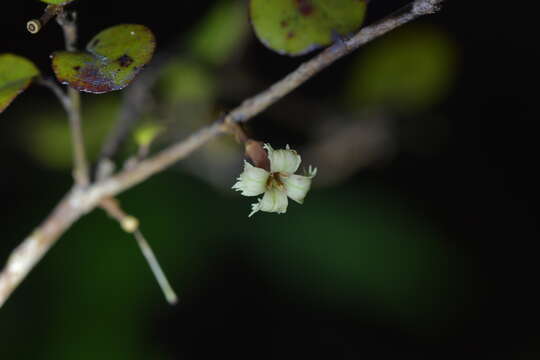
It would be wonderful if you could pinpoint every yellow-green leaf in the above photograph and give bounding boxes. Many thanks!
[0,54,40,114]
[250,0,367,56]
[134,122,164,147]
[52,24,156,94]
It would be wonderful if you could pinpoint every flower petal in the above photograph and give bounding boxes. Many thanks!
[248,187,288,217]
[265,143,301,174]
[307,165,318,178]
[283,174,312,204]
[232,161,269,196]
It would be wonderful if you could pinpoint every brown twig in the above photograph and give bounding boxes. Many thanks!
[27,5,61,34]
[0,0,445,308]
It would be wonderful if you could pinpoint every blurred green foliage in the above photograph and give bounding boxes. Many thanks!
[252,186,458,325]
[346,25,457,111]
[158,60,215,104]
[188,0,249,65]
[20,95,119,169]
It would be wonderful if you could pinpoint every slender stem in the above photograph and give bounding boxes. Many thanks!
[99,197,177,303]
[37,77,71,111]
[134,230,178,305]
[98,65,161,164]
[56,10,90,186]
[38,79,90,186]
[67,87,90,186]
[97,48,180,168]
[38,77,89,187]
[0,0,445,308]
[58,10,77,52]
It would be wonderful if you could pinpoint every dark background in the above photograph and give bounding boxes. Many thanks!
[1,0,538,358]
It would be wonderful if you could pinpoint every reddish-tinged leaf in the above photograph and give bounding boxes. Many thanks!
[52,24,156,94]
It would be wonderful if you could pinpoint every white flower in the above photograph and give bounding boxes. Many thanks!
[233,144,317,217]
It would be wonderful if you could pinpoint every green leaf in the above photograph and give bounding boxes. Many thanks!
[52,24,156,94]
[0,54,40,114]
[40,0,76,5]
[250,0,367,56]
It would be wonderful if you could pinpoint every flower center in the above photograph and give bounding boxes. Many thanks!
[266,172,285,190]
